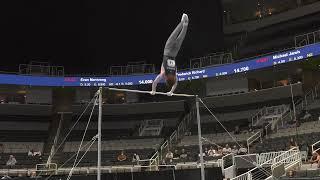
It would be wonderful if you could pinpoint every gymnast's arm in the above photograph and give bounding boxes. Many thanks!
[169,77,178,94]
[151,73,164,94]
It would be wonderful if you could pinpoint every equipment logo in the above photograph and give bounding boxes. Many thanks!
[64,77,77,82]
[167,59,176,67]
[256,57,268,63]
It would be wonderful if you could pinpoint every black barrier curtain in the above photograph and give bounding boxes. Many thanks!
[9,167,223,180]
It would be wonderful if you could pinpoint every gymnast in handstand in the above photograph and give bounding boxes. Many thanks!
[151,13,189,96]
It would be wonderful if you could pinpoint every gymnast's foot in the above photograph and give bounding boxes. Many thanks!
[182,13,189,25]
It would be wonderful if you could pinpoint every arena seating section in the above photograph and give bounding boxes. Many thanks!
[0,84,320,172]
[0,142,44,168]
[62,138,163,166]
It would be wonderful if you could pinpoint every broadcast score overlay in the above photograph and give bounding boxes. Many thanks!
[0,43,319,87]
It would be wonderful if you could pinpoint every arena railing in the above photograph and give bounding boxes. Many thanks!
[169,131,178,145]
[252,104,291,130]
[173,110,194,145]
[258,151,286,165]
[0,156,223,176]
[34,161,222,176]
[189,52,233,69]
[274,108,292,131]
[109,64,155,76]
[271,149,301,173]
[290,82,320,121]
[149,151,160,168]
[270,105,291,131]
[231,158,273,180]
[160,140,169,160]
[264,122,273,137]
[158,109,194,161]
[304,88,316,106]
[0,169,35,177]
[311,140,320,153]
[0,150,301,177]
[231,147,300,180]
[35,163,58,175]
[251,107,266,126]
[19,64,64,76]
[221,153,235,177]
[247,131,262,153]
[295,29,320,48]
[265,104,289,117]
[236,150,297,166]
[138,119,163,136]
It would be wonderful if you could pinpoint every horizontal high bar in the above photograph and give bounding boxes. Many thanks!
[106,87,195,97]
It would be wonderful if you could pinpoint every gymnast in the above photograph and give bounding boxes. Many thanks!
[151,13,189,96]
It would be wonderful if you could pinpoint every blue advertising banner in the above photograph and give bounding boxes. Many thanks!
[0,43,319,87]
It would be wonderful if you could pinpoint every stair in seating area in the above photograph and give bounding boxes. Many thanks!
[232,148,301,179]
[253,122,320,154]
[251,166,272,180]
[44,112,73,165]
[139,119,164,136]
[252,104,289,127]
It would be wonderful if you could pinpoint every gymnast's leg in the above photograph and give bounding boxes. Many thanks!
[164,14,189,57]
[165,22,183,48]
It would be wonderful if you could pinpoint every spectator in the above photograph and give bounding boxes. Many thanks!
[198,151,206,161]
[132,153,140,165]
[208,146,215,157]
[238,144,247,155]
[301,110,311,121]
[223,144,232,155]
[165,150,173,163]
[180,149,188,159]
[34,151,41,157]
[234,126,240,134]
[173,149,180,159]
[30,171,37,178]
[0,144,3,153]
[231,145,238,155]
[309,152,320,168]
[184,131,191,136]
[248,124,253,133]
[289,138,298,149]
[28,150,41,157]
[117,150,127,162]
[215,146,223,157]
[159,159,166,167]
[204,147,209,156]
[300,143,308,151]
[0,144,3,160]
[28,150,34,157]
[160,159,166,166]
[6,155,17,168]
[288,170,295,178]
[159,159,173,171]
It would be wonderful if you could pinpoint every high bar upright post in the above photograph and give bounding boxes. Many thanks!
[97,87,102,180]
[195,95,205,180]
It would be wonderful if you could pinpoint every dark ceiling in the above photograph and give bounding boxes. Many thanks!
[0,0,223,74]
